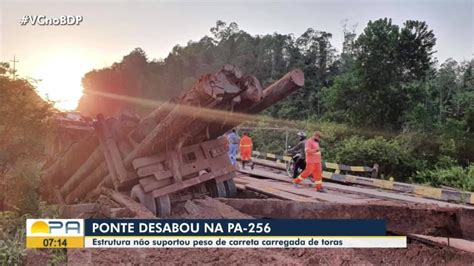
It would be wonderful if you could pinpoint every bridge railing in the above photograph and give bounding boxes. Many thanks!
[250,150,378,178]
[247,150,474,205]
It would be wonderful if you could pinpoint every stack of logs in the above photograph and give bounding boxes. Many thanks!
[42,65,304,205]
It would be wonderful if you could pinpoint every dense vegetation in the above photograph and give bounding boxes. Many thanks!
[77,19,473,190]
[0,63,55,213]
[0,63,59,264]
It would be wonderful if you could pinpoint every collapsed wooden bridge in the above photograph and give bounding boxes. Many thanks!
[41,65,305,216]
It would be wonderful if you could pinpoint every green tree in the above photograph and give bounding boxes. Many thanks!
[0,63,54,211]
[78,48,149,117]
[436,58,459,122]
[323,18,436,129]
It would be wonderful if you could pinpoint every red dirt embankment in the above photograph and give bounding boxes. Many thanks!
[62,197,473,265]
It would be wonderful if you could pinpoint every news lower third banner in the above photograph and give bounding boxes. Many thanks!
[26,219,406,248]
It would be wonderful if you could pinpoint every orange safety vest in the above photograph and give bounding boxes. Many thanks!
[305,138,321,164]
[239,135,253,152]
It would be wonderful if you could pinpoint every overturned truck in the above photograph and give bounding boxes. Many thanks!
[42,65,304,217]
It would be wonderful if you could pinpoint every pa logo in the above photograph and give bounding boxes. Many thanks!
[30,220,81,234]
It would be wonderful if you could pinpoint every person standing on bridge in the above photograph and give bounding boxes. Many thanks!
[227,129,240,168]
[239,132,254,170]
[293,131,325,192]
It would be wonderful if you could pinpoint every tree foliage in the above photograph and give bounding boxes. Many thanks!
[324,18,437,129]
[0,64,54,175]
[76,19,473,189]
[78,21,339,120]
[0,63,55,212]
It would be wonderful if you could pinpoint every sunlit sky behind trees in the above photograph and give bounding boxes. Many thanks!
[1,0,473,110]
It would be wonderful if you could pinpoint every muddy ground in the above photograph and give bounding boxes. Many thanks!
[65,242,474,265]
[62,198,473,265]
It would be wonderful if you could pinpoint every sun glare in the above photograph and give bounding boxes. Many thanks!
[33,53,90,111]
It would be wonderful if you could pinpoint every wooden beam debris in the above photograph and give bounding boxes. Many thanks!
[43,66,305,206]
[102,188,156,218]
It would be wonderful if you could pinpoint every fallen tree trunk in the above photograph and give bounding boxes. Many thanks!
[207,68,304,139]
[42,133,99,188]
[60,147,104,196]
[129,100,177,143]
[249,68,304,113]
[124,65,246,168]
[187,75,263,143]
[50,66,304,203]
[97,121,119,189]
[180,75,263,146]
[65,162,108,204]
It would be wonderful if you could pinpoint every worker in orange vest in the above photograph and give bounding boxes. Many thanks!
[239,132,254,170]
[293,131,325,192]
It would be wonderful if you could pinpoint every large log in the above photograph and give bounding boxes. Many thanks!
[113,112,140,140]
[239,75,264,104]
[65,162,108,203]
[206,69,304,139]
[123,65,246,168]
[96,120,119,189]
[154,69,265,150]
[60,147,104,196]
[249,69,304,113]
[49,66,303,200]
[129,99,177,143]
[180,75,263,146]
[42,133,99,188]
[117,140,133,159]
[97,116,128,184]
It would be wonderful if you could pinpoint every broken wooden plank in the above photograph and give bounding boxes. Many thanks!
[270,181,370,204]
[97,123,120,189]
[245,182,317,202]
[252,158,474,205]
[98,116,129,183]
[99,206,135,218]
[102,188,156,218]
[409,234,474,253]
[60,203,99,218]
[236,175,371,204]
[240,168,474,209]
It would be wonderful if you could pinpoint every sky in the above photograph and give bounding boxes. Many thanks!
[1,0,473,110]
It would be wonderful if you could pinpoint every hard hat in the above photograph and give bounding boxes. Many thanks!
[297,131,307,138]
[314,131,322,139]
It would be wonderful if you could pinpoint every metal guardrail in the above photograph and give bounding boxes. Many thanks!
[249,150,474,205]
[251,151,375,174]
